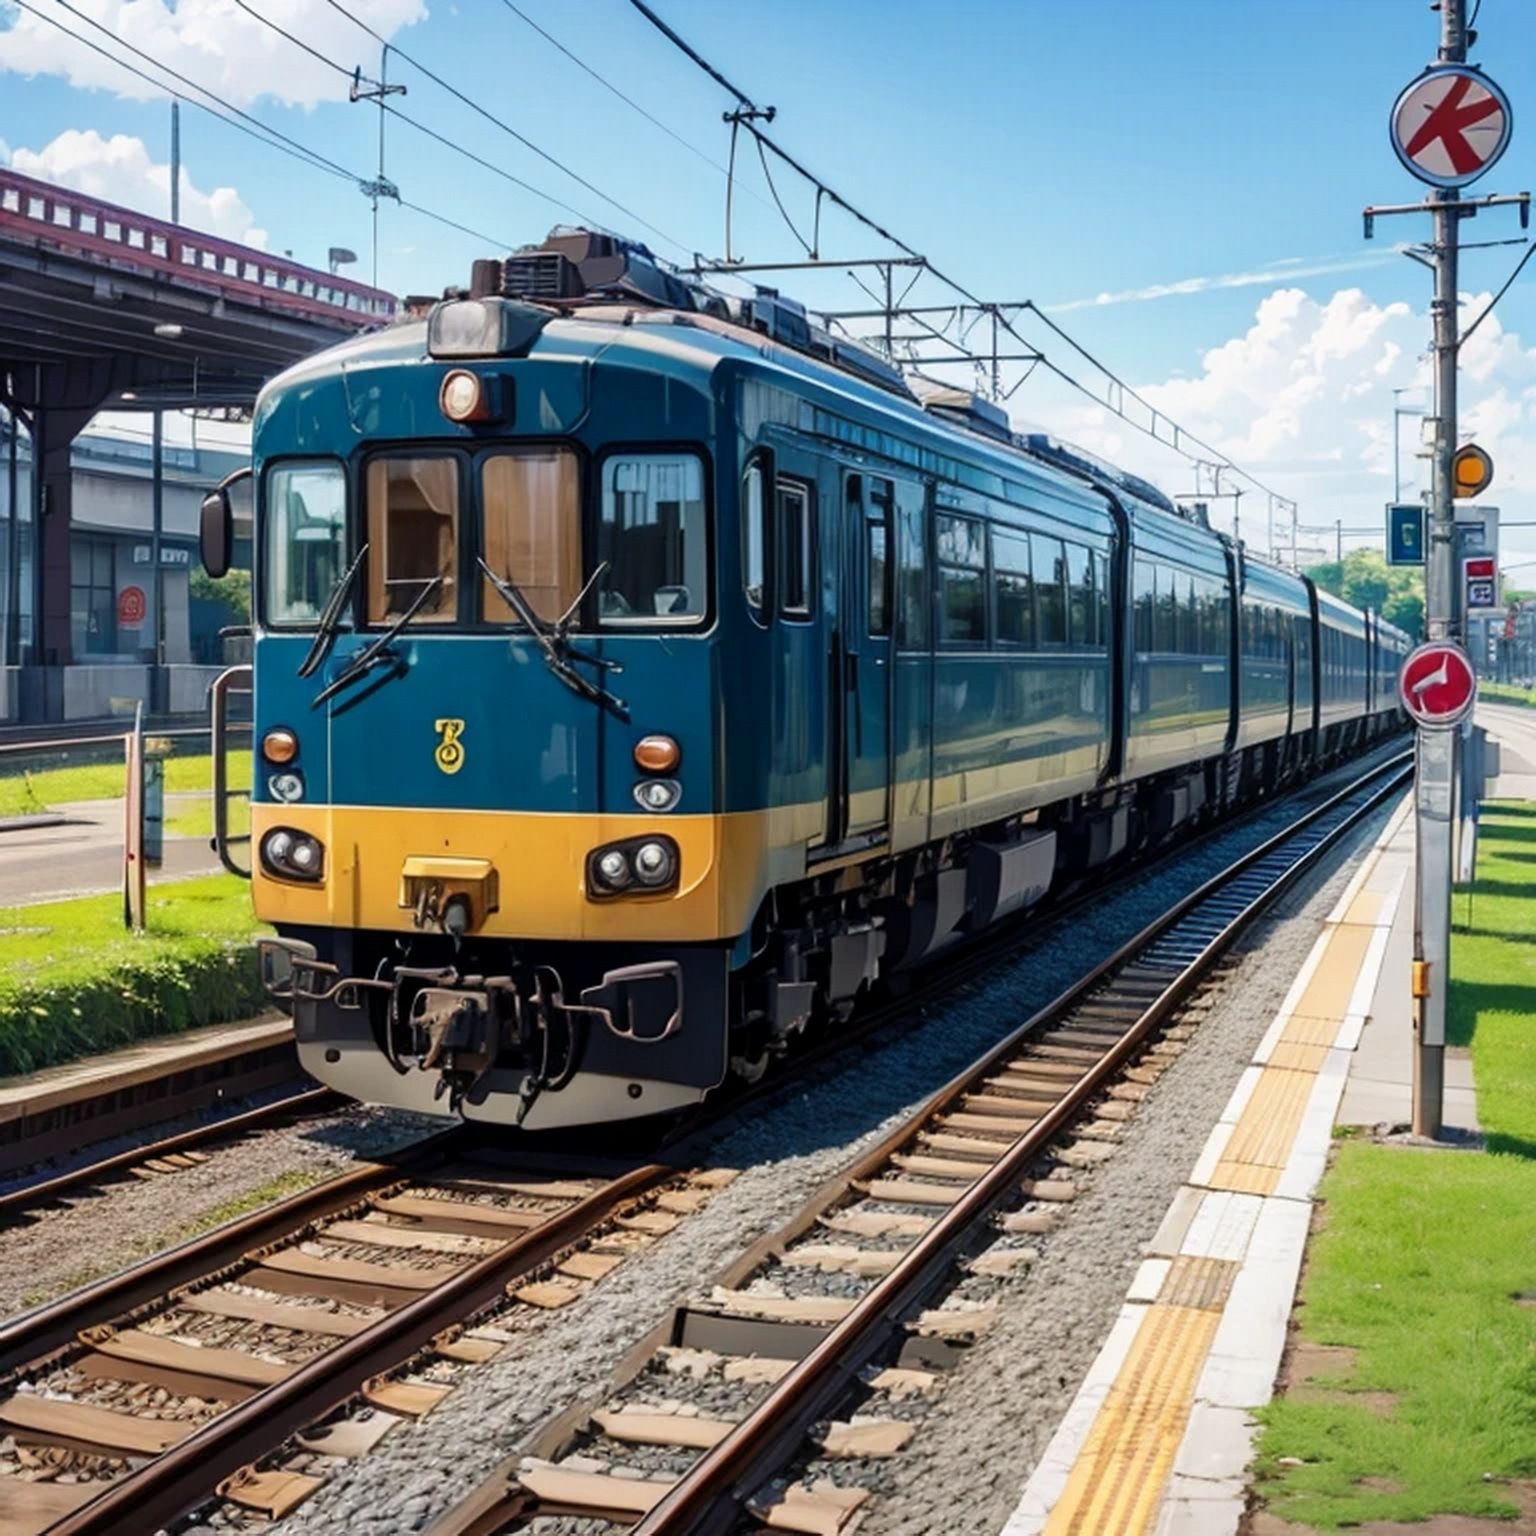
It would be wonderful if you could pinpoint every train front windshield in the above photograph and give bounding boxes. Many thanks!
[260,447,710,631]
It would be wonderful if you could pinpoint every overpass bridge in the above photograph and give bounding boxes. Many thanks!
[0,165,396,722]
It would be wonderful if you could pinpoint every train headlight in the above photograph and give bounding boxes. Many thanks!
[440,368,493,424]
[633,778,681,813]
[595,849,632,889]
[269,772,305,804]
[262,728,299,764]
[586,835,679,898]
[262,827,325,883]
[633,840,675,886]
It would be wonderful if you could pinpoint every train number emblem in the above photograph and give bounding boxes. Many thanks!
[434,718,466,774]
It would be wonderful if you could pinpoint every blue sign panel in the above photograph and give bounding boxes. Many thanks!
[1387,502,1425,566]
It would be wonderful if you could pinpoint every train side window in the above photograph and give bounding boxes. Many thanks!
[1032,532,1066,647]
[868,478,893,638]
[742,460,766,618]
[1066,542,1093,646]
[600,453,709,624]
[777,479,813,618]
[1154,564,1178,653]
[1096,551,1112,646]
[482,448,581,625]
[365,456,459,624]
[1133,559,1155,652]
[937,513,986,644]
[993,528,1033,646]
[895,483,928,648]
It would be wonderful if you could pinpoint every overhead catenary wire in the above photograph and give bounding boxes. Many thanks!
[319,0,687,254]
[228,0,613,231]
[11,0,515,252]
[624,0,1299,538]
[497,0,734,180]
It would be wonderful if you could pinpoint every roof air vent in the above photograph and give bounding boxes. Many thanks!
[920,386,1013,444]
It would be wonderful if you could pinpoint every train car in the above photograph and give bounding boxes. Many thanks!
[200,227,1404,1130]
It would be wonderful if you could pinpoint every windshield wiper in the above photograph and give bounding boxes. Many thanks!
[477,557,627,718]
[297,543,369,679]
[311,574,443,708]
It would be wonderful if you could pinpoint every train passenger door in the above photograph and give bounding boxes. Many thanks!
[828,472,893,847]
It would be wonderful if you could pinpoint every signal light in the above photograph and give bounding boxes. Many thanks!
[587,835,680,898]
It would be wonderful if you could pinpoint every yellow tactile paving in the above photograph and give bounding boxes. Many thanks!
[1342,887,1386,926]
[1042,1303,1222,1536]
[1157,1255,1240,1312]
[1276,1013,1346,1049]
[1208,1065,1316,1194]
[1265,1041,1331,1074]
[1292,921,1374,1018]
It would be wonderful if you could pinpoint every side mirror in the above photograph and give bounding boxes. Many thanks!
[200,466,253,579]
[200,488,232,578]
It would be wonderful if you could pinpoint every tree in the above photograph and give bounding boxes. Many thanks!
[1306,548,1423,640]
[190,567,251,626]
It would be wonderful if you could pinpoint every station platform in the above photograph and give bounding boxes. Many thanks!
[1002,790,1435,1536]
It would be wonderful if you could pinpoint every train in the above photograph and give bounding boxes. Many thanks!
[199,226,1410,1132]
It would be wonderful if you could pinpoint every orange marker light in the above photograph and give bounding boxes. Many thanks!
[634,734,681,773]
[262,728,299,764]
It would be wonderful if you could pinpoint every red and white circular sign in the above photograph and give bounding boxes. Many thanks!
[1391,66,1512,189]
[117,586,146,627]
[1399,641,1477,728]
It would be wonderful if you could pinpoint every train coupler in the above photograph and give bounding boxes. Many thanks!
[410,984,503,1112]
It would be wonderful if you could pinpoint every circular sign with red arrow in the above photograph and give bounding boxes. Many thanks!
[1399,641,1477,728]
[1391,66,1512,189]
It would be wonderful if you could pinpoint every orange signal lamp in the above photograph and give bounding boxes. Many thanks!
[634,734,681,774]
[440,369,492,424]
[1452,443,1494,498]
[262,728,299,764]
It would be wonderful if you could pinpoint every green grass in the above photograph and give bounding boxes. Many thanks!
[0,749,252,818]
[1254,804,1536,1528]
[1480,681,1536,710]
[0,874,266,1076]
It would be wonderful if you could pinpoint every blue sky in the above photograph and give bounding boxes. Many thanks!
[5,0,1536,564]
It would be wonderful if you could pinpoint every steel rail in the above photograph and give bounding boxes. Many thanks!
[627,754,1411,1536]
[0,1084,341,1225]
[46,1161,678,1536]
[0,1128,463,1377]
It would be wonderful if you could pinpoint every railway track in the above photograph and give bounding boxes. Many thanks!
[420,751,1410,1536]
[0,748,1407,1536]
[0,1085,341,1226]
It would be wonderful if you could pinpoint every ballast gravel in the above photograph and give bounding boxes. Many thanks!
[270,761,1402,1536]
[0,1103,439,1318]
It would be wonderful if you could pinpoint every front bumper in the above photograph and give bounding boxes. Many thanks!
[261,935,729,1131]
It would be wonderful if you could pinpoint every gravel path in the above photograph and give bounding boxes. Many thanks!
[0,1104,440,1317]
[267,762,1402,1536]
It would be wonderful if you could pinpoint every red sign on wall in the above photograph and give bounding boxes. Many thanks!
[117,586,146,627]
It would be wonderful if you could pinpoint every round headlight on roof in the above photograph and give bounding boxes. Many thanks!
[440,369,491,423]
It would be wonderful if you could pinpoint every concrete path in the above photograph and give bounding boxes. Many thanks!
[0,793,222,906]
[1478,699,1536,799]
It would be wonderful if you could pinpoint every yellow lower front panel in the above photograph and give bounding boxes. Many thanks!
[251,802,776,943]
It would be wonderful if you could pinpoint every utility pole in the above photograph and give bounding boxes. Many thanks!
[351,51,406,290]
[1367,0,1525,1140]
[1426,0,1464,646]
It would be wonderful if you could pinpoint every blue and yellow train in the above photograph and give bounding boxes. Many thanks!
[201,228,1409,1131]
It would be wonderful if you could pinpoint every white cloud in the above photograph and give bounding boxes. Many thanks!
[1045,250,1405,314]
[0,137,10,164]
[10,129,267,246]
[1016,284,1536,568]
[0,0,426,110]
